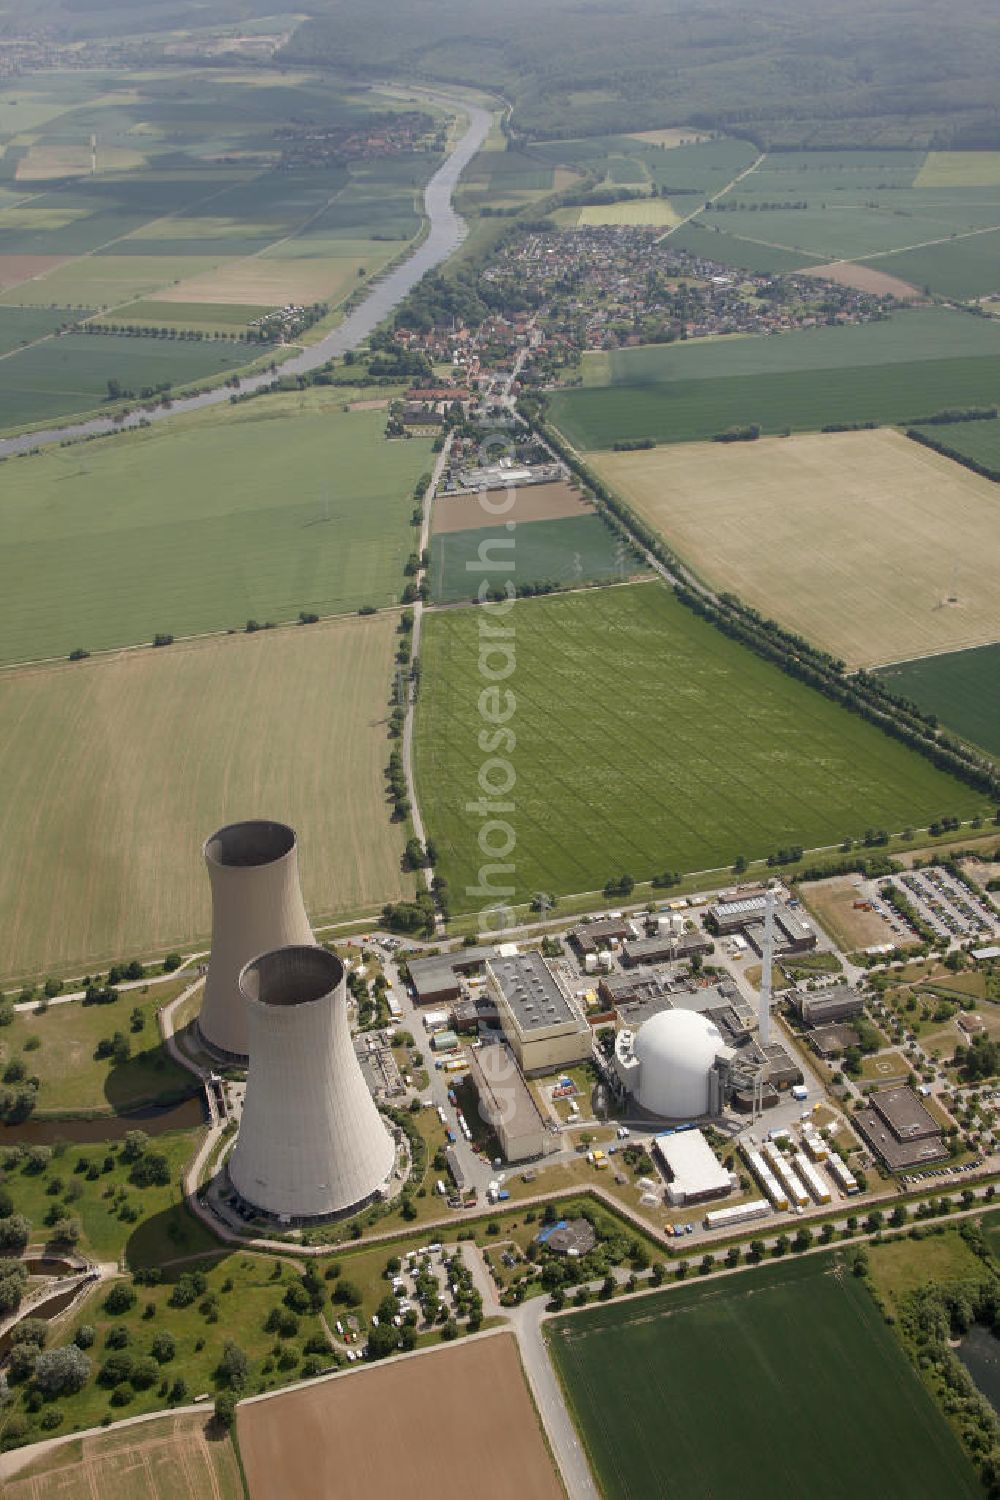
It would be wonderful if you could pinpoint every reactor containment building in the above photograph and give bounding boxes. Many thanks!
[614,1009,734,1118]
[199,819,315,1060]
[229,946,396,1222]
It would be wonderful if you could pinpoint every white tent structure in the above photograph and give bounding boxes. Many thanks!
[199,820,315,1059]
[229,946,395,1221]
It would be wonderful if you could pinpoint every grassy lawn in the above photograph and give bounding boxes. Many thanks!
[17,1250,329,1440]
[545,1253,980,1499]
[551,306,1000,448]
[1,1129,210,1264]
[0,983,196,1114]
[0,615,414,982]
[414,584,987,910]
[868,1227,986,1313]
[0,397,432,663]
[589,428,1000,669]
[877,644,1000,760]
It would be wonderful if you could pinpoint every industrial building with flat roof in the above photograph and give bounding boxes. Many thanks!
[569,918,634,956]
[809,1022,861,1059]
[854,1085,948,1171]
[406,945,495,1005]
[467,1040,552,1162]
[621,933,713,967]
[653,1129,733,1206]
[793,985,865,1028]
[487,951,590,1075]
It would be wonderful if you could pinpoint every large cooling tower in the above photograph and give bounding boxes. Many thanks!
[229,946,396,1221]
[199,820,315,1059]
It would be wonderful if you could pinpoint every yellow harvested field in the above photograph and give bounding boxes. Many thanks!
[0,1414,244,1499]
[801,260,922,300]
[0,616,414,979]
[0,254,227,307]
[158,255,368,306]
[576,198,680,227]
[915,151,1000,187]
[592,428,1000,668]
[15,144,147,181]
[238,1333,564,1500]
[627,127,710,147]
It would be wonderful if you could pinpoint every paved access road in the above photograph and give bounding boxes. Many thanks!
[0,94,491,459]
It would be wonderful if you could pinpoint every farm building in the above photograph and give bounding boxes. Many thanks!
[653,1128,733,1206]
[854,1085,948,1171]
[614,1009,734,1119]
[487,951,591,1075]
[467,1040,553,1162]
[793,986,865,1028]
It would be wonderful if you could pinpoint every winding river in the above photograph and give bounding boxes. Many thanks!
[0,95,491,459]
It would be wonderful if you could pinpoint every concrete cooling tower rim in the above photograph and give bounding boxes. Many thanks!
[203,819,297,870]
[239,946,344,1009]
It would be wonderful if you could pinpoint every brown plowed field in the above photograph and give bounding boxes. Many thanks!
[237,1333,565,1500]
[801,260,922,300]
[0,254,72,289]
[432,481,591,535]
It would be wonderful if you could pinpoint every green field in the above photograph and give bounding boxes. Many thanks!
[666,221,812,273]
[861,229,1000,300]
[414,584,985,909]
[0,304,92,353]
[0,397,431,663]
[545,1256,980,1499]
[427,515,634,603]
[876,644,1000,759]
[0,614,413,981]
[0,330,257,428]
[551,306,1000,448]
[910,416,1000,474]
[89,300,271,334]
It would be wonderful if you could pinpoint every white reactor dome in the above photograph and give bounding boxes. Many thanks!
[633,1009,727,1119]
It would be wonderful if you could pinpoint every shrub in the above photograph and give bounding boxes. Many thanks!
[215,1391,237,1428]
[33,1345,91,1396]
[151,1330,176,1364]
[104,1282,136,1316]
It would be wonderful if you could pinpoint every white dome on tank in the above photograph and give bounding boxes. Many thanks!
[633,1009,728,1119]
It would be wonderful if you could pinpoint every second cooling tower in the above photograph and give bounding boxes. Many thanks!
[199,820,315,1059]
[229,947,396,1221]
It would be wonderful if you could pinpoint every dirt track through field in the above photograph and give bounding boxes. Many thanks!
[432,481,592,534]
[237,1333,565,1500]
